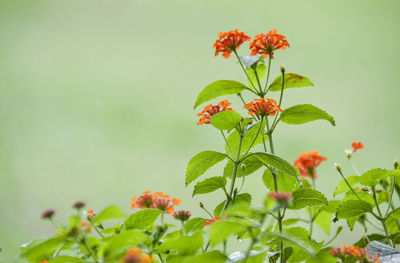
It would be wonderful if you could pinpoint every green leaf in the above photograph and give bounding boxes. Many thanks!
[49,256,85,263]
[193,177,227,196]
[92,205,125,224]
[187,251,227,263]
[224,155,263,178]
[314,210,334,234]
[246,64,266,89]
[186,151,227,185]
[124,209,161,230]
[307,248,336,263]
[209,220,247,246]
[359,168,389,186]
[263,168,298,192]
[225,121,266,156]
[20,236,65,261]
[336,200,372,219]
[252,152,299,180]
[184,218,207,233]
[280,104,335,126]
[269,73,314,92]
[291,189,328,209]
[159,231,203,255]
[211,111,242,130]
[334,175,360,196]
[104,230,150,259]
[342,191,375,207]
[214,193,252,217]
[194,80,247,109]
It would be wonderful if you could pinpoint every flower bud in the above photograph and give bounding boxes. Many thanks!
[199,202,204,209]
[72,201,85,209]
[280,65,286,73]
[334,163,342,173]
[345,149,352,159]
[173,210,191,222]
[394,160,399,169]
[41,209,55,220]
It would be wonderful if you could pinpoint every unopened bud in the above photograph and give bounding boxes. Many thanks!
[241,164,246,172]
[394,160,399,169]
[199,202,204,209]
[233,188,238,196]
[280,65,286,73]
[41,209,55,220]
[72,201,85,209]
[345,149,352,159]
[334,163,342,173]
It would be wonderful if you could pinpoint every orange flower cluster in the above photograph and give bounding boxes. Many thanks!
[130,191,181,215]
[330,245,380,263]
[173,210,191,222]
[80,221,92,233]
[204,216,227,226]
[86,209,96,219]
[244,98,283,117]
[197,100,233,125]
[294,150,327,178]
[352,141,364,153]
[269,191,292,203]
[214,30,251,58]
[122,247,154,263]
[250,29,290,59]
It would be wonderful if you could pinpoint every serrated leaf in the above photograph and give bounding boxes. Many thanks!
[211,111,242,130]
[225,121,266,156]
[224,155,263,178]
[269,73,314,92]
[246,64,266,89]
[214,193,252,217]
[280,104,335,126]
[251,152,299,180]
[334,175,360,196]
[194,80,247,109]
[342,191,375,207]
[193,177,226,196]
[92,205,125,224]
[20,237,65,261]
[359,168,389,186]
[124,209,161,230]
[186,151,226,185]
[291,189,327,209]
[263,168,298,192]
[184,218,207,233]
[314,210,334,234]
[209,220,246,246]
[104,230,150,259]
[336,200,372,219]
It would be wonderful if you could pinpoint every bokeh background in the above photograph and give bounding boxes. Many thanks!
[1,0,399,261]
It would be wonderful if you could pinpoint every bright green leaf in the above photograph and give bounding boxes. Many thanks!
[187,251,227,263]
[291,189,327,209]
[124,209,161,230]
[263,168,298,192]
[92,205,125,224]
[333,175,360,196]
[104,230,150,259]
[214,193,252,217]
[224,155,263,178]
[280,104,335,126]
[209,220,246,246]
[184,218,207,233]
[20,237,65,262]
[246,64,266,89]
[186,151,226,185]
[336,200,372,219]
[159,231,203,255]
[252,152,299,180]
[359,168,389,186]
[225,121,266,156]
[194,80,247,109]
[49,256,85,263]
[269,73,314,92]
[211,111,242,130]
[193,177,226,196]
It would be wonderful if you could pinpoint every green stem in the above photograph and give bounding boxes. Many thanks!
[241,117,264,159]
[243,229,256,263]
[371,187,394,247]
[385,175,396,217]
[335,166,362,201]
[264,56,272,94]
[233,50,259,94]
[271,69,285,129]
[221,130,234,158]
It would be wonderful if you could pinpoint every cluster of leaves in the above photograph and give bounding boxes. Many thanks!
[17,30,399,263]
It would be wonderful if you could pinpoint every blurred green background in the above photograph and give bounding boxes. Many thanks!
[1,0,399,261]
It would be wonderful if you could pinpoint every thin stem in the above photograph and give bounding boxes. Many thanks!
[271,70,285,131]
[335,167,362,201]
[372,187,394,247]
[265,118,275,155]
[385,175,396,217]
[221,130,234,158]
[350,159,361,175]
[252,66,263,94]
[243,229,256,263]
[241,118,264,159]
[264,56,272,94]
[233,50,258,93]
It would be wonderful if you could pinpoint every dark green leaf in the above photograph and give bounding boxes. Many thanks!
[280,104,335,126]
[269,73,314,92]
[193,177,227,196]
[211,111,242,130]
[92,205,125,224]
[291,189,327,209]
[186,151,226,185]
[124,209,161,230]
[194,80,247,109]
[334,175,360,196]
[336,200,372,219]
[224,155,263,178]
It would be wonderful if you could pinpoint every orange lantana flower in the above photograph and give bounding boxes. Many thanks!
[250,29,289,59]
[122,247,155,263]
[294,150,327,179]
[352,141,364,153]
[213,30,251,58]
[197,100,233,125]
[204,216,227,226]
[86,209,96,219]
[244,98,283,117]
[130,191,180,215]
[269,191,292,203]
[330,245,380,263]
